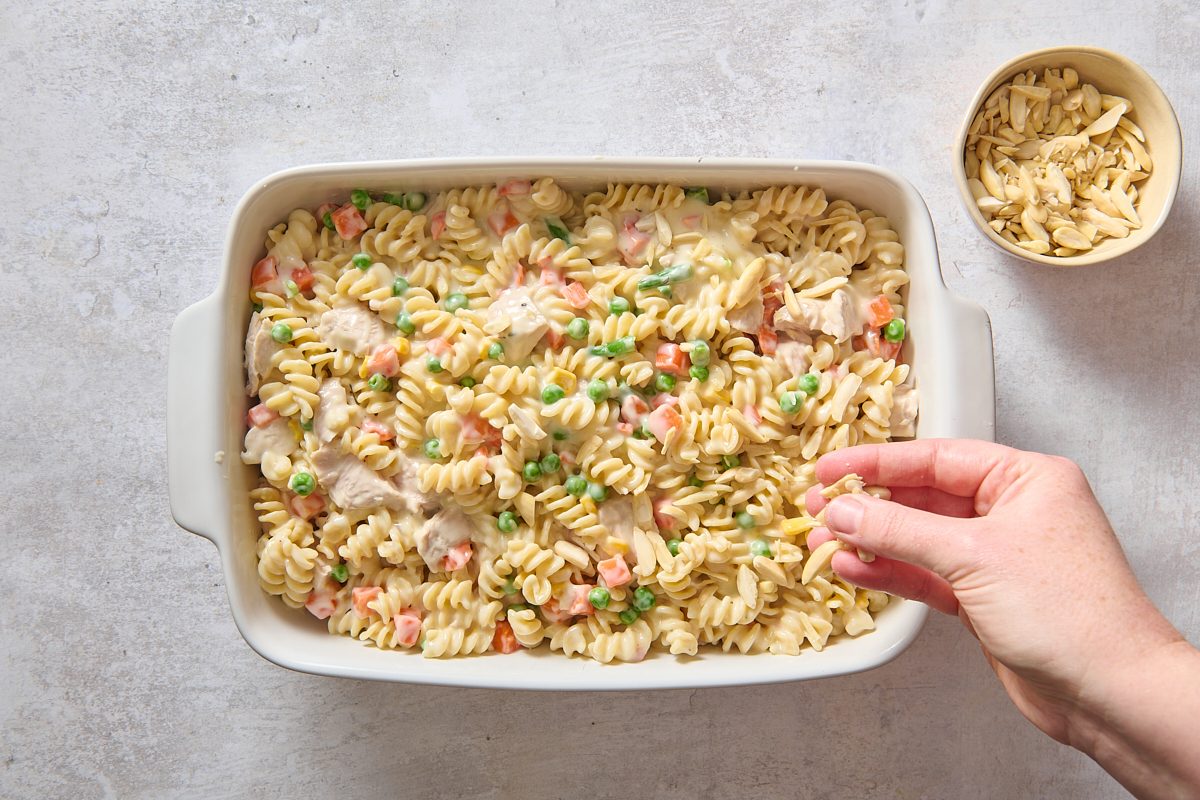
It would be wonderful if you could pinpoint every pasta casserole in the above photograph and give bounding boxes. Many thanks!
[241,178,917,662]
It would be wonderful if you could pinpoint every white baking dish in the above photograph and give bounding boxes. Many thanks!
[168,157,995,690]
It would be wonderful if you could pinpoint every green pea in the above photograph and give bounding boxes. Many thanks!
[655,372,677,392]
[458,376,477,388]
[689,365,709,382]
[542,384,566,404]
[382,193,405,206]
[609,297,630,315]
[508,602,530,612]
[606,336,635,356]
[392,276,409,296]
[270,322,292,343]
[798,373,820,395]
[884,318,906,343]
[252,302,264,313]
[351,253,372,270]
[367,373,390,392]
[685,186,710,203]
[396,311,415,334]
[588,586,611,610]
[523,461,543,482]
[689,340,711,366]
[444,292,468,312]
[586,379,610,403]
[666,538,682,556]
[750,539,772,557]
[497,511,518,533]
[423,439,442,459]
[404,192,427,212]
[552,429,570,442]
[587,482,608,502]
[632,586,656,611]
[630,423,650,440]
[565,474,588,496]
[350,188,371,210]
[721,454,741,470]
[288,472,315,496]
[426,357,443,373]
[487,342,504,360]
[779,391,801,413]
[566,317,590,340]
[687,476,703,488]
[284,279,299,297]
[322,211,335,231]
[330,563,349,583]
[618,608,640,625]
[736,511,756,529]
[540,453,561,474]
[589,346,608,357]
[300,419,313,431]
[502,578,519,595]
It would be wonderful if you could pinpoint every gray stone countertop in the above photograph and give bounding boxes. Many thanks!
[2,1,1197,797]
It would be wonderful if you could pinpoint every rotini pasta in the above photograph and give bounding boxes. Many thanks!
[242,180,918,662]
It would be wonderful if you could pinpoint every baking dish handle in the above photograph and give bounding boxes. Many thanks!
[945,294,997,442]
[168,294,225,543]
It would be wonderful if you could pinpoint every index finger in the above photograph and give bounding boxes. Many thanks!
[815,439,1016,497]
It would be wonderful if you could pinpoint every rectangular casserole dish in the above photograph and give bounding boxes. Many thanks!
[168,157,995,690]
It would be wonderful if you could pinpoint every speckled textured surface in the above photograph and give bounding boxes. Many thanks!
[3,1,1198,798]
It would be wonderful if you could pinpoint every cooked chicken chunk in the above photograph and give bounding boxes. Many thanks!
[414,507,474,570]
[487,287,549,361]
[317,304,388,357]
[244,312,279,395]
[890,383,918,437]
[311,446,409,512]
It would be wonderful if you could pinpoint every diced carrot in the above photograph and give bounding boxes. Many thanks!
[757,326,778,356]
[851,333,868,351]
[460,413,491,444]
[655,343,690,376]
[290,493,325,520]
[545,327,564,350]
[246,403,278,428]
[681,214,701,230]
[426,337,451,357]
[250,255,278,288]
[597,556,632,588]
[492,620,522,653]
[352,586,381,617]
[362,418,394,442]
[431,211,447,239]
[331,204,367,240]
[488,208,519,237]
[512,262,526,286]
[366,343,400,377]
[617,227,651,265]
[539,267,562,287]
[562,281,590,308]
[565,584,596,616]
[616,422,633,435]
[621,394,650,425]
[290,266,315,293]
[743,404,763,425]
[559,451,576,468]
[646,404,682,444]
[498,179,531,197]
[653,496,676,530]
[540,597,575,624]
[393,612,423,647]
[305,587,338,620]
[441,542,473,571]
[868,295,895,327]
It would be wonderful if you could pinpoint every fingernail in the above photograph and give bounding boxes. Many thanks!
[826,496,865,535]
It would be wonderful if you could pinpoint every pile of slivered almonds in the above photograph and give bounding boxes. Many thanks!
[964,67,1153,257]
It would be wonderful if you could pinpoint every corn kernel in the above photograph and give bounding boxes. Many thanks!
[781,517,809,536]
[357,361,370,379]
[288,420,303,440]
[548,367,577,394]
[392,337,410,357]
[604,536,629,555]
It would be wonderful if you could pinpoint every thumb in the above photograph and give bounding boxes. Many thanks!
[824,494,974,577]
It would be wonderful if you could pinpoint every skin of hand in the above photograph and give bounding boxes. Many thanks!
[804,439,1200,800]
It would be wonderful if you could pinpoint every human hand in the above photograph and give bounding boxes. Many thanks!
[804,439,1187,751]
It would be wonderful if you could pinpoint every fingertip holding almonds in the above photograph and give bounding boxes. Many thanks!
[964,65,1152,257]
